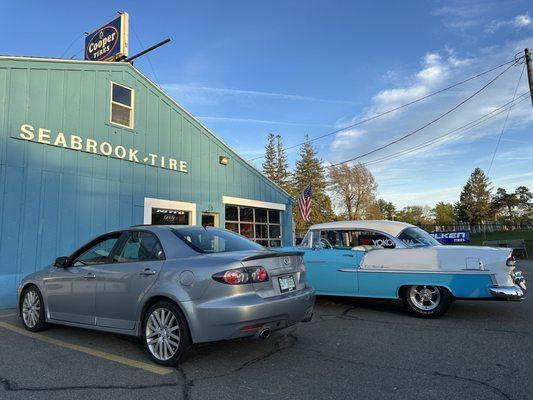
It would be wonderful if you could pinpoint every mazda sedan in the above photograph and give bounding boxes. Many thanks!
[18,225,315,365]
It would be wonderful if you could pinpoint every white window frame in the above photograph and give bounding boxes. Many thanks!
[144,197,196,225]
[110,81,135,129]
[222,196,285,246]
[222,196,286,211]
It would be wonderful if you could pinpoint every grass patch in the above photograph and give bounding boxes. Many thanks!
[469,230,532,259]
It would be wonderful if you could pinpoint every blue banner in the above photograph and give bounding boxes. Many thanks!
[429,230,471,244]
[85,14,128,61]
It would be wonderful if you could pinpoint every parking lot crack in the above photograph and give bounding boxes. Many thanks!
[0,374,181,393]
[175,366,192,400]
[190,328,299,386]
[305,352,513,400]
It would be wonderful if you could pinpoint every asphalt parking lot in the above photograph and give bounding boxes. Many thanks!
[0,261,531,400]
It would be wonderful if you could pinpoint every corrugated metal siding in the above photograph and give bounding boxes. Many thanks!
[0,58,293,308]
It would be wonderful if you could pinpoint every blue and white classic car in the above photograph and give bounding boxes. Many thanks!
[282,221,526,318]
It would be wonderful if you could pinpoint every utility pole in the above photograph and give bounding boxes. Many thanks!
[526,48,533,108]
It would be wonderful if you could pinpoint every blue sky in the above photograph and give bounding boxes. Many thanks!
[2,0,532,208]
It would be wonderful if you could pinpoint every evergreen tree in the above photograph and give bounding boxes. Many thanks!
[457,168,492,223]
[275,134,291,190]
[433,202,456,225]
[262,133,277,181]
[376,199,397,220]
[292,135,334,232]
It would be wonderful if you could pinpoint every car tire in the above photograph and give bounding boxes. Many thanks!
[401,285,452,318]
[142,300,192,366]
[20,285,49,332]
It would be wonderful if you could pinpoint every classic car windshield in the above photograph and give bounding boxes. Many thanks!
[172,227,264,253]
[397,227,440,248]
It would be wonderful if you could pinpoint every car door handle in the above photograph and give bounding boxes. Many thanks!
[342,254,354,257]
[338,269,358,273]
[84,273,96,280]
[140,268,157,276]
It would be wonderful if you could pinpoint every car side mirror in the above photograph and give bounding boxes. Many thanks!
[54,256,69,268]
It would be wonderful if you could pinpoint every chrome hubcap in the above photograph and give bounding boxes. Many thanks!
[145,308,181,361]
[22,290,40,328]
[410,285,440,311]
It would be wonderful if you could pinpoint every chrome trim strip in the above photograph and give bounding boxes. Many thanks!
[338,269,358,273]
[358,269,492,275]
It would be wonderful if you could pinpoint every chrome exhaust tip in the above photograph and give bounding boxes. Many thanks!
[258,328,271,339]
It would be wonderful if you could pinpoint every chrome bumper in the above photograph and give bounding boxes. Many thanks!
[489,270,526,301]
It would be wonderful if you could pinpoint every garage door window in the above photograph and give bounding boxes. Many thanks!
[225,205,282,247]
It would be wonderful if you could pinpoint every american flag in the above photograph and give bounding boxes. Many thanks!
[297,185,312,222]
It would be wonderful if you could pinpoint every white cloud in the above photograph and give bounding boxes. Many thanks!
[161,83,358,106]
[325,38,533,208]
[514,13,532,27]
[198,116,332,128]
[330,129,366,150]
[487,13,533,32]
[432,4,487,30]
[378,186,462,207]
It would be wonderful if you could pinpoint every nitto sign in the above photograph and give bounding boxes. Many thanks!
[429,231,471,244]
[85,13,129,61]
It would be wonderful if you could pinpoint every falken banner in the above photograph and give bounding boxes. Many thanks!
[429,230,471,244]
[85,13,129,61]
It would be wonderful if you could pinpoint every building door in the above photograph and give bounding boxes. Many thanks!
[201,213,219,227]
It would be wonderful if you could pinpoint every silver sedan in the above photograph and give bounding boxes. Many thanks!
[17,225,315,365]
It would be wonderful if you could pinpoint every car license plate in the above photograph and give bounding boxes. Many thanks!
[278,275,296,293]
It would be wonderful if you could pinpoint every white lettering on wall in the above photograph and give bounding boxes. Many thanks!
[17,123,189,173]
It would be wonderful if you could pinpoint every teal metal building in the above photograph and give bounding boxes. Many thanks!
[0,56,293,308]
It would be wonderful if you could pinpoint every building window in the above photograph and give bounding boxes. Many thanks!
[110,82,134,129]
[225,205,282,247]
[151,208,190,225]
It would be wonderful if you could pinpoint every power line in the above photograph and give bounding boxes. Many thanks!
[487,62,526,175]
[60,32,86,58]
[360,93,529,167]
[248,56,524,162]
[363,94,529,166]
[131,25,161,87]
[326,61,518,168]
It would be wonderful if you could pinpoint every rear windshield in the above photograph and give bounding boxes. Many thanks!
[172,227,264,253]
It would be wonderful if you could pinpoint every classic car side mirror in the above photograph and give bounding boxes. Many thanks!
[53,256,69,268]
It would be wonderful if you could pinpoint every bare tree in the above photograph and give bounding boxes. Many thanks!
[328,163,377,220]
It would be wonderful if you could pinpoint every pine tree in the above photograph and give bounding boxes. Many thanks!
[262,133,277,181]
[292,135,334,232]
[457,168,492,223]
[275,134,291,190]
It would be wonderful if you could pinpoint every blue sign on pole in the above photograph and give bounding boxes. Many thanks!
[429,230,471,244]
[85,13,129,61]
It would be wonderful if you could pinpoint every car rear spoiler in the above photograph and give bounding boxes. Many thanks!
[241,251,304,261]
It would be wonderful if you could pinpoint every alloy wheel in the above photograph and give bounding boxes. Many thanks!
[145,308,181,361]
[22,290,41,328]
[409,285,440,311]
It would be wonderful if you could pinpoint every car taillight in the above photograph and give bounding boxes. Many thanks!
[506,254,516,267]
[223,269,249,284]
[212,267,269,285]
